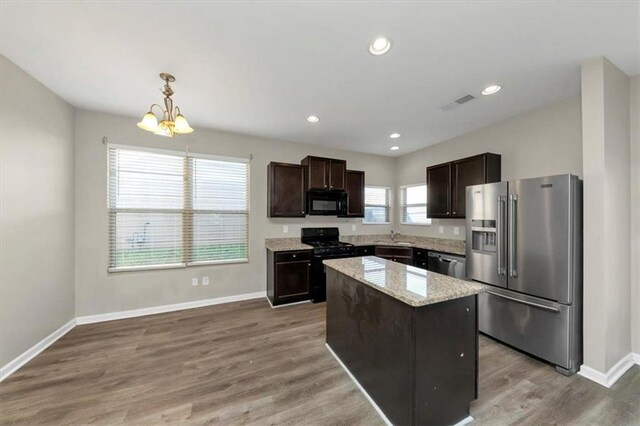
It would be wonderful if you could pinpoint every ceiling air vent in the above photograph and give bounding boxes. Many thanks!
[441,93,476,111]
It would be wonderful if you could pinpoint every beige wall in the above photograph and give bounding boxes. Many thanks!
[74,110,395,316]
[631,75,640,356]
[393,96,583,239]
[0,56,76,366]
[582,57,631,373]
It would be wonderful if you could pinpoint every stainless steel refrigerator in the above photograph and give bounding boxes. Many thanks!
[466,174,582,375]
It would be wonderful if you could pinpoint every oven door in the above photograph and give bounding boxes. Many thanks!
[307,191,347,216]
[311,251,354,303]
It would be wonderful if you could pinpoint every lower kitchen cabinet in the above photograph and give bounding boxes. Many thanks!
[267,249,312,306]
[413,247,428,269]
[375,246,413,265]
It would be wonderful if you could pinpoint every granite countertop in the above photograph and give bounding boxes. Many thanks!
[265,234,465,256]
[323,256,484,307]
[264,238,313,252]
[339,234,465,255]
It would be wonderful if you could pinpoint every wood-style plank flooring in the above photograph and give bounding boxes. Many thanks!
[1,299,638,425]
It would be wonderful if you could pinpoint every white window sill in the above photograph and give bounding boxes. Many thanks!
[362,222,391,225]
[108,258,249,273]
[400,222,432,226]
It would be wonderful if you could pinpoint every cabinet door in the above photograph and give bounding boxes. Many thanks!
[427,163,451,218]
[344,170,365,217]
[275,260,311,303]
[307,157,328,189]
[268,163,305,217]
[329,160,347,190]
[451,155,485,218]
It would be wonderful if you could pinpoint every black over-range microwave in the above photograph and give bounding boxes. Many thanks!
[306,190,347,216]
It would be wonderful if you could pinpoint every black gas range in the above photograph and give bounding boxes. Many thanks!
[301,228,355,302]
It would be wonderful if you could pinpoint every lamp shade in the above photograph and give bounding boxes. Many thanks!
[137,111,159,132]
[154,121,173,137]
[173,114,194,134]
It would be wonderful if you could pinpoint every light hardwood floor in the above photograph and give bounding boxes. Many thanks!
[1,299,638,425]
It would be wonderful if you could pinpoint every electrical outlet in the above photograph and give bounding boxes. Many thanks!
[202,276,210,286]
[283,225,288,233]
[439,226,444,234]
[351,224,356,231]
[454,226,460,235]
[192,277,198,287]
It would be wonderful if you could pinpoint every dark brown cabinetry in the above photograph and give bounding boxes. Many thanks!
[342,170,365,217]
[426,163,452,218]
[301,156,346,191]
[375,246,413,265]
[413,247,428,269]
[426,153,501,219]
[355,245,375,256]
[267,162,306,217]
[267,249,312,306]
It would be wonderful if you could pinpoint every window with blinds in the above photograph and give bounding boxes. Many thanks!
[363,186,390,224]
[401,184,431,225]
[107,145,249,271]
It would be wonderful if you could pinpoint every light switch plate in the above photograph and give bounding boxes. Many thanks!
[454,226,460,235]
[283,225,288,233]
[191,278,198,286]
[202,276,209,286]
[439,226,444,234]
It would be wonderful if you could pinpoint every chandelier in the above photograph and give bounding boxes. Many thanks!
[137,73,194,137]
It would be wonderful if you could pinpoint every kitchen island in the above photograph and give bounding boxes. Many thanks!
[324,256,484,426]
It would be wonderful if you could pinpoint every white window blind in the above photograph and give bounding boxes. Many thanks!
[401,184,431,225]
[107,146,249,272]
[364,186,390,224]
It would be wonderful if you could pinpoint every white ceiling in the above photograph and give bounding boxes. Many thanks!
[1,1,638,156]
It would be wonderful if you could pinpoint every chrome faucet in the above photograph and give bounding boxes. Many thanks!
[390,230,400,242]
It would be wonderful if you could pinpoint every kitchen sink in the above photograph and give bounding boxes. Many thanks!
[374,241,413,246]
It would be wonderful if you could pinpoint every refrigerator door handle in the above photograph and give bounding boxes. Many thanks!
[509,194,518,277]
[485,290,560,313]
[497,196,505,276]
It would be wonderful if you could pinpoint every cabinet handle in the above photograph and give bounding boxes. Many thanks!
[293,254,296,258]
[453,211,456,214]
[446,211,450,215]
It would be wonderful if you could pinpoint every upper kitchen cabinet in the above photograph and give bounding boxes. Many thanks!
[427,153,501,219]
[267,162,306,217]
[426,163,452,217]
[301,156,346,191]
[341,170,365,217]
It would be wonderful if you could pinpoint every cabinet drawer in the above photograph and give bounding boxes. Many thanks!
[275,250,312,263]
[413,248,428,260]
[375,246,413,257]
[355,246,375,256]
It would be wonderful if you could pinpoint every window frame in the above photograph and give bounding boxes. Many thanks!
[107,144,250,272]
[363,185,391,225]
[400,183,432,226]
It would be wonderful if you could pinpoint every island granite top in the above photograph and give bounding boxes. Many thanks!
[323,256,485,307]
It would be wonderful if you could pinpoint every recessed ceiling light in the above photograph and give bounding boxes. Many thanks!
[481,85,501,96]
[390,146,400,151]
[369,37,391,55]
[390,133,401,139]
[306,115,320,123]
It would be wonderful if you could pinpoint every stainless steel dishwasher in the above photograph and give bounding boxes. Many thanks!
[427,252,466,279]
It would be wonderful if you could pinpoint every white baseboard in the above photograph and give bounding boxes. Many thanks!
[0,318,76,382]
[326,343,393,426]
[76,291,266,324]
[579,353,637,388]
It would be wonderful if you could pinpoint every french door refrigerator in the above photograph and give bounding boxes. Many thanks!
[466,174,582,375]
